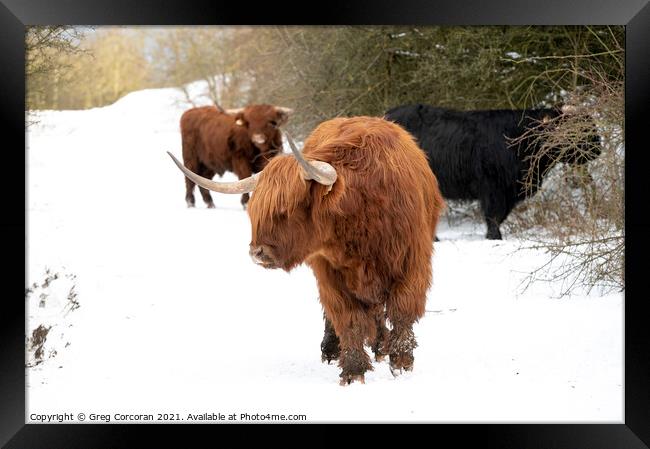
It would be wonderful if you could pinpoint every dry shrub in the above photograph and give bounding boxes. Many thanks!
[505,56,624,295]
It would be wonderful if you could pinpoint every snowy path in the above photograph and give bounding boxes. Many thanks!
[26,85,623,422]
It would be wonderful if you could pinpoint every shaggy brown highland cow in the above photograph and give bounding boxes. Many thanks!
[180,104,292,208]
[169,116,444,385]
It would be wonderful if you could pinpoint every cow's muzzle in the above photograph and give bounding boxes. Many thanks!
[252,133,267,145]
[249,245,279,269]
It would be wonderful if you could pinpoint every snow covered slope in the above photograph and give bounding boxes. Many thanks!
[26,82,623,423]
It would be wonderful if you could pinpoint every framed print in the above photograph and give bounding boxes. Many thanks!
[3,0,649,447]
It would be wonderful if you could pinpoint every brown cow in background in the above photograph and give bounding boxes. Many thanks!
[180,104,292,208]
[169,116,445,385]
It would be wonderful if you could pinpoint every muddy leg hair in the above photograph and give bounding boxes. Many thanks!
[387,320,417,375]
[310,257,374,385]
[385,278,427,376]
[336,320,374,385]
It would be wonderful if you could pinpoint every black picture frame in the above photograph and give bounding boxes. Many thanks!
[3,0,649,447]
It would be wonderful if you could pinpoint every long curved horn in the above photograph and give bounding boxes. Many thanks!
[225,108,245,114]
[284,131,337,186]
[167,152,258,194]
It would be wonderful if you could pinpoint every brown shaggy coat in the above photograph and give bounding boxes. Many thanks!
[180,104,287,208]
[247,116,445,383]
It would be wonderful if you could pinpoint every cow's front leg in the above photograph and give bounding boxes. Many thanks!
[479,186,512,240]
[321,315,340,364]
[387,320,417,375]
[324,305,373,385]
[310,258,374,385]
[485,218,503,240]
[371,305,389,362]
[197,165,216,209]
[329,303,374,385]
[386,279,426,376]
[232,157,253,210]
[183,158,198,207]
[338,326,373,385]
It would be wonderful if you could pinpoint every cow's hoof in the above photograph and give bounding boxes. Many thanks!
[206,203,215,209]
[320,333,340,364]
[372,342,388,362]
[186,202,195,208]
[321,343,340,364]
[389,364,413,377]
[486,230,502,240]
[339,374,365,386]
[389,352,414,377]
[321,353,339,364]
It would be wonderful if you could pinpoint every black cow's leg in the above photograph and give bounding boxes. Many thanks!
[486,199,516,240]
[197,165,215,209]
[480,189,508,240]
[321,315,340,364]
[485,218,503,240]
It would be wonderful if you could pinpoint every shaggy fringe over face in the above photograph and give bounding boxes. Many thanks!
[248,115,444,301]
[249,155,311,236]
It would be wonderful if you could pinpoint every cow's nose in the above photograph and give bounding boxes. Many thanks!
[249,245,265,264]
[249,245,278,268]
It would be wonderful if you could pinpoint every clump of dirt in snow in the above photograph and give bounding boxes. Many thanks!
[26,267,80,368]
[29,324,52,362]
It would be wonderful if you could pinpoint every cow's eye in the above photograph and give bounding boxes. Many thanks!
[269,120,278,128]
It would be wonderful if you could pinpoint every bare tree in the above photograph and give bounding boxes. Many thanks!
[26,26,87,122]
[507,29,624,296]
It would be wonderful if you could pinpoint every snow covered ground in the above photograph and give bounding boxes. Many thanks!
[26,82,623,423]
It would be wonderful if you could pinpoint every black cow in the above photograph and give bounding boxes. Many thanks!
[385,104,601,239]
